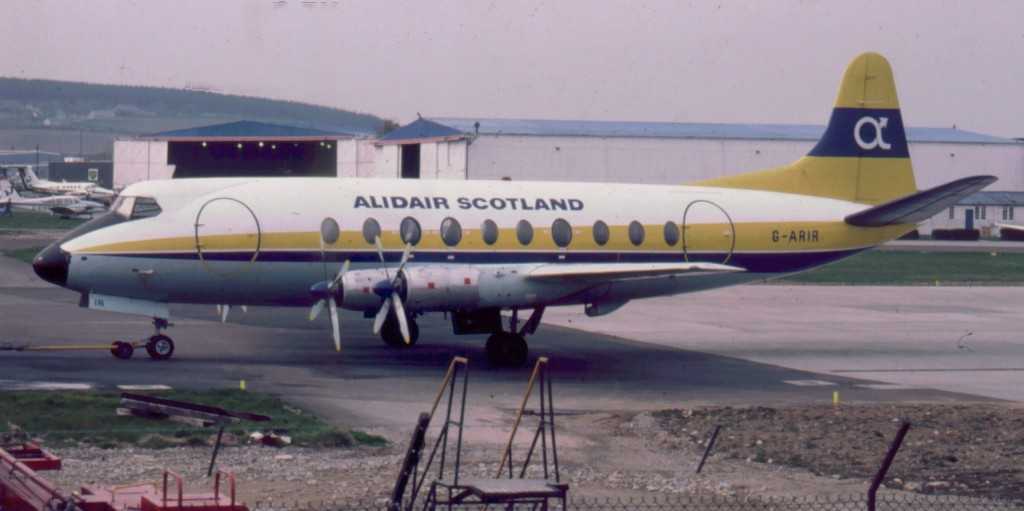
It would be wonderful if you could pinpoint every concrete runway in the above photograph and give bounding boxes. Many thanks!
[0,254,1012,436]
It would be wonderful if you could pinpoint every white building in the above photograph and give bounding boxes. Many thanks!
[373,117,1024,233]
[375,117,1023,187]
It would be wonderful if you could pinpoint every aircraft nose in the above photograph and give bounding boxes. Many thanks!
[32,244,70,287]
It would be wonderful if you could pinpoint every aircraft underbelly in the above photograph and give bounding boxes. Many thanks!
[67,256,763,310]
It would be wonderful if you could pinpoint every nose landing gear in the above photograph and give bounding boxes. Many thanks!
[108,317,175,361]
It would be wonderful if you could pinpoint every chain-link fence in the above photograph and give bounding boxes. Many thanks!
[250,492,1024,511]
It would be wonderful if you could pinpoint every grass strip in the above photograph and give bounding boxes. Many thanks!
[776,250,1024,285]
[0,389,387,449]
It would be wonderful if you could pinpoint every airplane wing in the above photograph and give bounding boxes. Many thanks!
[996,223,1024,233]
[526,262,745,281]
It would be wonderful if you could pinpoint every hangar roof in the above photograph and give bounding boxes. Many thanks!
[142,120,356,141]
[377,118,466,143]
[381,117,1018,145]
[959,191,1024,206]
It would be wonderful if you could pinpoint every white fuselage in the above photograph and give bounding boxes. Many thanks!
[56,177,903,311]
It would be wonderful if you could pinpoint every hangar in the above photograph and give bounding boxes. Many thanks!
[112,121,375,188]
[375,117,1024,190]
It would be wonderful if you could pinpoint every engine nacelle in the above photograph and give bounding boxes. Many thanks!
[402,265,481,311]
[339,268,391,311]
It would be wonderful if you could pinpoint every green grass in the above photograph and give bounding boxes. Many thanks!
[0,211,85,230]
[2,246,43,264]
[776,250,1024,285]
[0,389,387,449]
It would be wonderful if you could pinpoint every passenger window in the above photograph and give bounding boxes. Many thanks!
[320,218,340,245]
[481,219,499,245]
[440,217,462,246]
[592,220,610,246]
[400,217,422,245]
[628,221,645,246]
[362,218,381,244]
[551,218,572,247]
[130,197,162,219]
[516,220,534,246]
[663,221,680,246]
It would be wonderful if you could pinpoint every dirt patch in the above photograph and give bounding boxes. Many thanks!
[643,403,1024,499]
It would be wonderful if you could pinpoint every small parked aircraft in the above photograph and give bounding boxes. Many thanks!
[0,186,107,218]
[14,166,116,203]
[31,53,995,365]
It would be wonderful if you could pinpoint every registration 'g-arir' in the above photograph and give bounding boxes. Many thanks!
[32,53,995,366]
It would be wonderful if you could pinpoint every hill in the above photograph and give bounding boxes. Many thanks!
[0,77,389,154]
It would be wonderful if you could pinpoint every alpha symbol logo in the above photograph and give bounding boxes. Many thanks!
[854,116,891,150]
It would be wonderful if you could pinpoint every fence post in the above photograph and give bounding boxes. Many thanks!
[695,425,722,474]
[868,421,911,511]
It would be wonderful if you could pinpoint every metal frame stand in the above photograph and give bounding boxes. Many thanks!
[425,357,567,510]
[389,357,469,511]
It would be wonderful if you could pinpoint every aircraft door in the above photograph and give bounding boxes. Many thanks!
[194,198,262,275]
[682,200,736,264]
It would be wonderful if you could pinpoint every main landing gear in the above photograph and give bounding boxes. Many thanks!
[109,317,175,361]
[485,307,545,368]
[380,312,419,348]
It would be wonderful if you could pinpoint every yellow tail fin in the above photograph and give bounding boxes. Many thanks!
[696,52,917,205]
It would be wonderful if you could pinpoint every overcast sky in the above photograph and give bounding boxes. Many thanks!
[5,1,1023,136]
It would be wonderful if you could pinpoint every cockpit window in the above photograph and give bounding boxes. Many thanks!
[130,197,162,219]
[111,196,135,217]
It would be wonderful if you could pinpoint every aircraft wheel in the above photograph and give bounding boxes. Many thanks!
[146,334,175,360]
[110,341,134,360]
[381,314,418,347]
[486,332,528,368]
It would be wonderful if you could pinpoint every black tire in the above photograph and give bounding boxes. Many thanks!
[110,341,134,360]
[381,314,418,348]
[146,334,175,360]
[486,332,529,368]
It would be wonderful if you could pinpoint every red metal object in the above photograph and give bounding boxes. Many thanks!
[0,445,66,511]
[3,443,62,471]
[0,445,247,511]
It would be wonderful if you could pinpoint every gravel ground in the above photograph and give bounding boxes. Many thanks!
[643,403,1024,500]
[38,409,880,507]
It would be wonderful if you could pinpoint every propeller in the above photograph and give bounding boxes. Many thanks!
[309,259,350,352]
[371,236,413,344]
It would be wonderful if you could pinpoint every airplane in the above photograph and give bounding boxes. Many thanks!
[31,52,996,366]
[13,166,117,203]
[0,186,107,218]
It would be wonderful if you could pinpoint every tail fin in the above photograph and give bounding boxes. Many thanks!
[696,52,917,205]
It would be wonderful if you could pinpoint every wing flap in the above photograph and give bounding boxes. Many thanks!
[845,175,997,227]
[526,262,745,281]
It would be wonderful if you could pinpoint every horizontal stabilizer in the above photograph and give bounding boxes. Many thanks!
[844,175,997,227]
[527,262,745,281]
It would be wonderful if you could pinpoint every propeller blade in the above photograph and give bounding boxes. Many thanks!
[328,297,341,352]
[391,293,411,344]
[332,259,351,288]
[220,305,230,323]
[396,243,412,275]
[240,305,248,313]
[309,299,325,321]
[374,235,387,263]
[372,298,392,334]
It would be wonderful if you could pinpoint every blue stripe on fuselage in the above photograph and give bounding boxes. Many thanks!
[99,248,864,274]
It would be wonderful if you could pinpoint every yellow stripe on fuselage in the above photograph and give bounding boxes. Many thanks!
[77,221,912,255]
